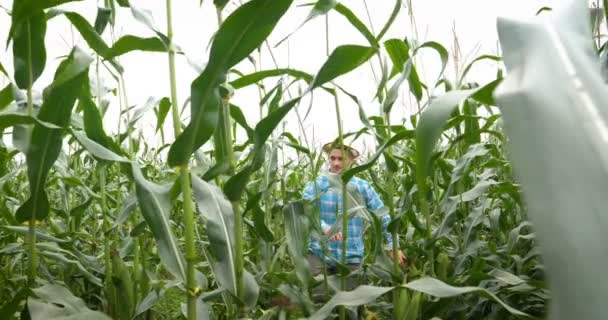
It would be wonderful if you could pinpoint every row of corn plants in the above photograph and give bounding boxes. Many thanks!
[2,0,606,318]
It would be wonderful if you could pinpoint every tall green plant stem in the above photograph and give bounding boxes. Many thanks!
[332,90,348,320]
[25,19,37,285]
[166,1,197,319]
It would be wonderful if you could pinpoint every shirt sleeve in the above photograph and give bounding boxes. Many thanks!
[363,181,393,247]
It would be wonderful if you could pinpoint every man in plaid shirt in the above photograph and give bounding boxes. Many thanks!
[303,141,406,278]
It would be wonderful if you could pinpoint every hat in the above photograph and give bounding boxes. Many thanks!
[322,141,360,159]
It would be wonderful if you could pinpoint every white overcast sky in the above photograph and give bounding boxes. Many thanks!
[0,0,570,155]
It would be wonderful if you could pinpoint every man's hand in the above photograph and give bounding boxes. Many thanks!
[323,227,343,242]
[388,249,407,267]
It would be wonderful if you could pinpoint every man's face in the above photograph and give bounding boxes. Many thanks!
[328,148,353,174]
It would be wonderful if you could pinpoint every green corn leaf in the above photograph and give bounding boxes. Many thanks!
[71,130,129,163]
[384,38,423,101]
[311,45,377,89]
[15,47,92,223]
[79,92,124,155]
[283,201,311,289]
[334,4,378,48]
[191,175,260,307]
[94,6,112,34]
[191,176,238,297]
[0,84,14,111]
[48,11,167,61]
[229,68,313,89]
[28,285,111,320]
[132,163,187,282]
[377,0,402,41]
[11,10,46,89]
[404,277,531,318]
[155,97,171,133]
[229,104,254,141]
[310,285,394,320]
[495,1,608,317]
[168,0,294,167]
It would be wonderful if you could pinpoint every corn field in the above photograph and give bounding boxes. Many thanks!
[1,0,607,319]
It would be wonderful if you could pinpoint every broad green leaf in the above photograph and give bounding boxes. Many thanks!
[0,84,13,110]
[71,130,130,162]
[283,201,311,289]
[49,11,167,60]
[155,97,171,133]
[384,38,423,100]
[28,284,111,320]
[229,68,313,89]
[10,0,83,20]
[404,277,531,318]
[79,92,124,155]
[1,225,69,243]
[489,269,526,286]
[309,285,394,320]
[311,45,376,88]
[11,10,47,89]
[191,176,238,297]
[334,4,378,47]
[94,6,112,34]
[168,0,294,167]
[105,35,167,59]
[229,104,254,140]
[132,163,187,282]
[495,1,608,318]
[0,60,8,77]
[38,244,102,287]
[252,205,274,242]
[16,47,92,223]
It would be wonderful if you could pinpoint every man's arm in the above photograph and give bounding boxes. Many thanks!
[363,180,406,266]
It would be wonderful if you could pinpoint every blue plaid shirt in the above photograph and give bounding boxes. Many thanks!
[303,174,393,265]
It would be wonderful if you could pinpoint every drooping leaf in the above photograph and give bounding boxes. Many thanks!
[309,285,394,320]
[229,68,313,89]
[191,176,238,297]
[377,0,402,41]
[132,163,187,282]
[48,11,167,61]
[15,47,92,223]
[71,130,130,162]
[168,0,294,167]
[404,277,531,318]
[334,4,378,48]
[384,38,423,101]
[28,284,111,320]
[155,97,171,133]
[0,84,14,111]
[311,45,377,88]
